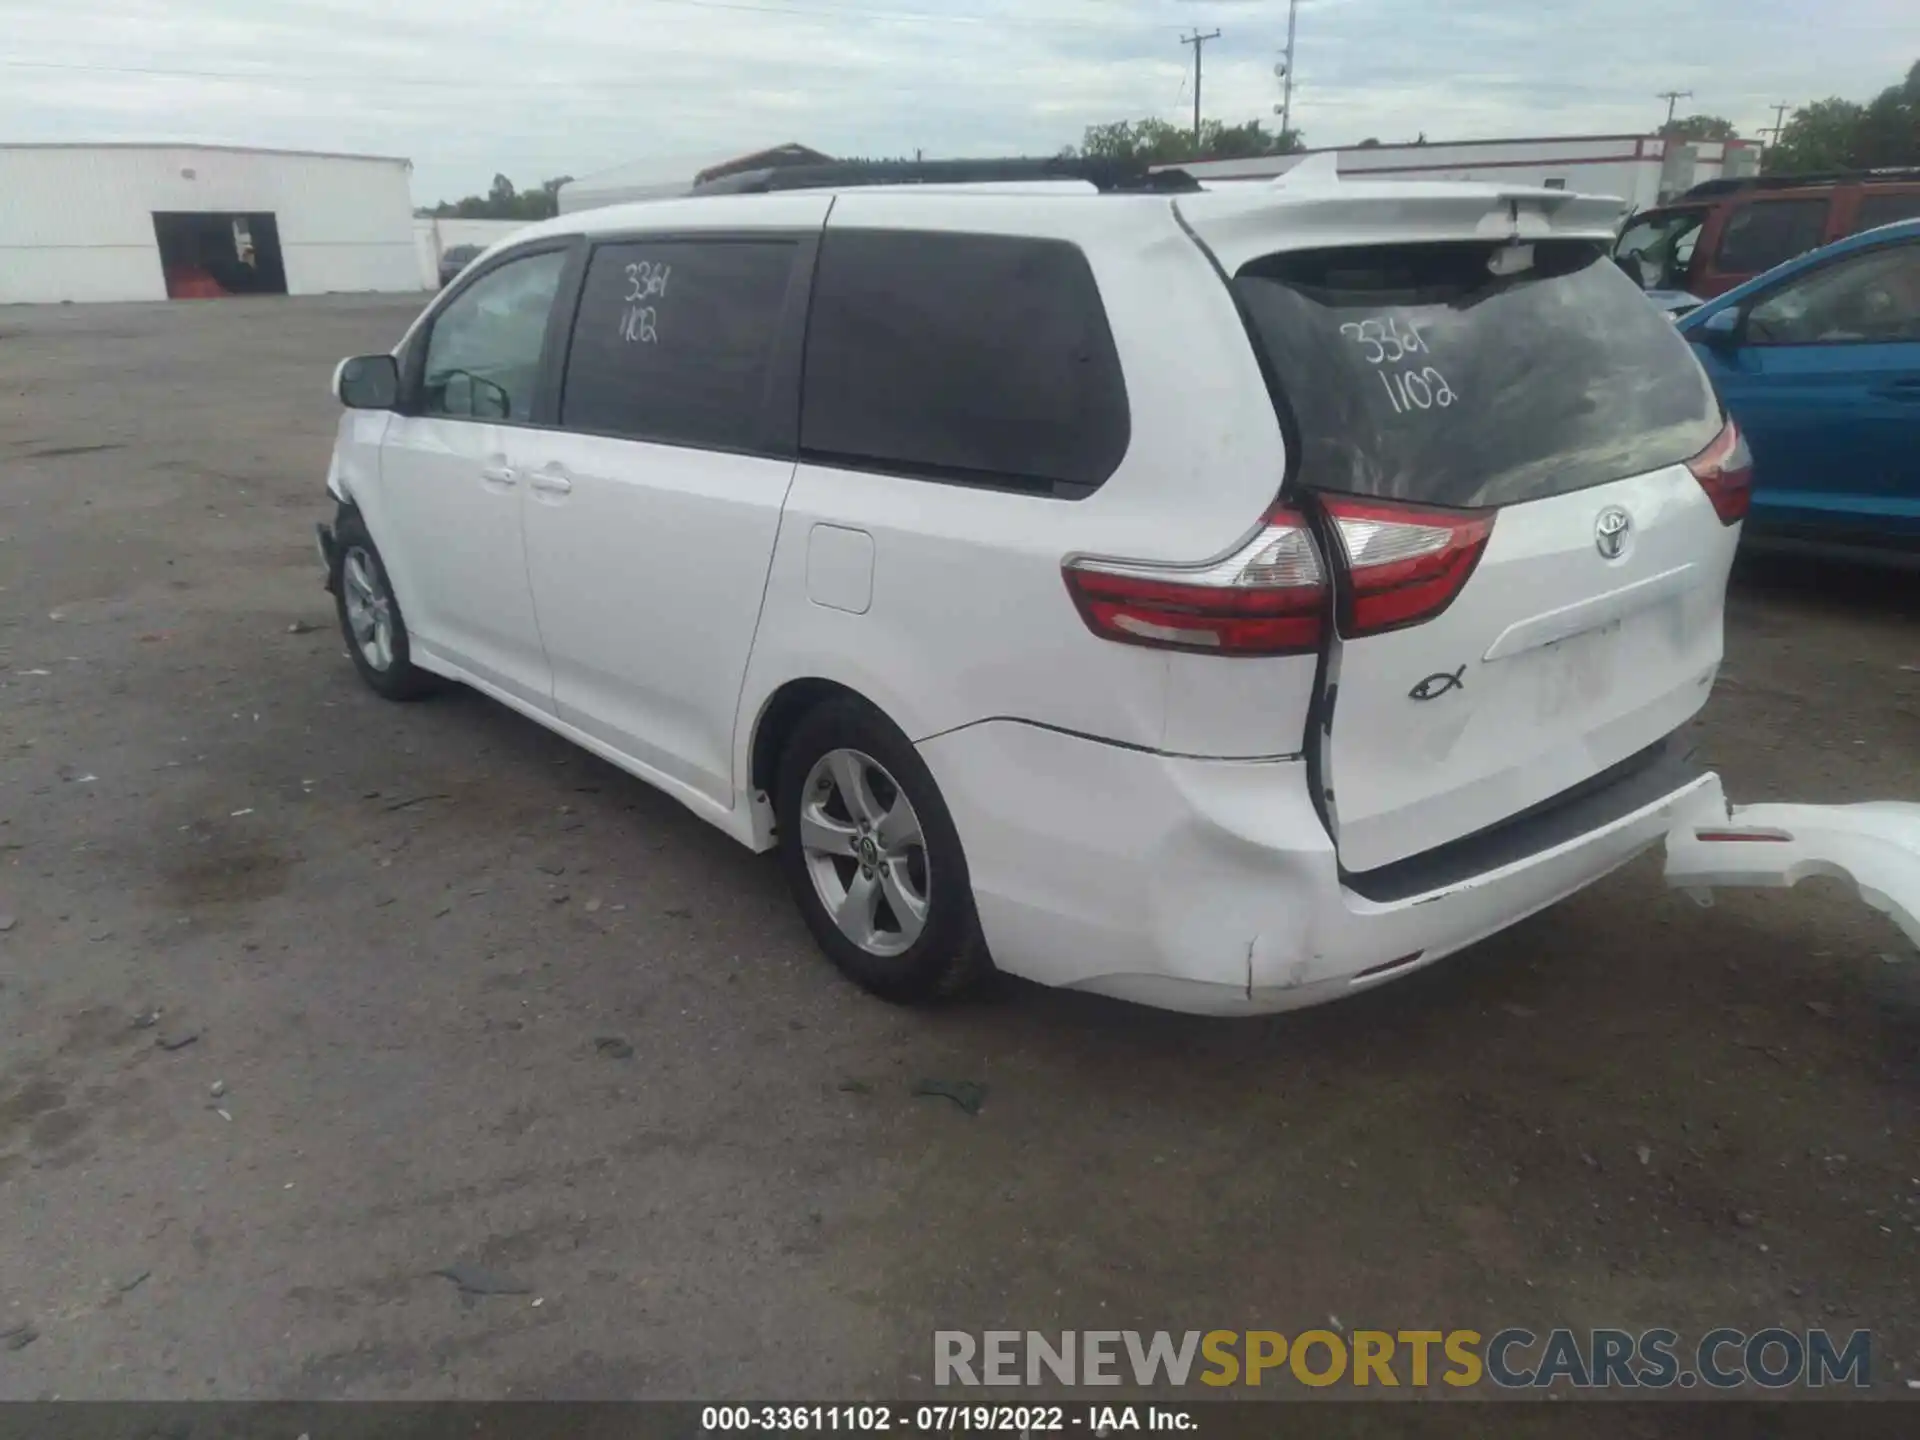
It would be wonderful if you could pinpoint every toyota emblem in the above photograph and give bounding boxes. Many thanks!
[1595,506,1632,560]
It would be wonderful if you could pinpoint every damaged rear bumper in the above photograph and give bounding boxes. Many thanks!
[1665,777,1920,950]
[920,720,1920,1018]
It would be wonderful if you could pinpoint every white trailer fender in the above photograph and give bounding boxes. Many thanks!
[1665,774,1920,950]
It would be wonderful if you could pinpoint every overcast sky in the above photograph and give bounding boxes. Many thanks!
[2,0,1916,205]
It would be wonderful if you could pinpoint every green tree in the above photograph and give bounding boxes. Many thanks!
[1766,98,1869,172]
[1077,118,1197,165]
[1853,59,1920,167]
[1203,118,1306,159]
[428,174,575,221]
[1075,116,1304,166]
[1662,114,1739,142]
[1763,58,1920,173]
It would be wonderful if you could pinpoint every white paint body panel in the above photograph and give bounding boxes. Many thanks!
[732,190,1311,794]
[374,414,554,712]
[805,525,875,615]
[0,144,421,304]
[1321,468,1737,873]
[515,432,795,808]
[919,719,1720,1014]
[1180,134,1763,214]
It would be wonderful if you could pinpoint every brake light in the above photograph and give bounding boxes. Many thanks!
[1321,497,1494,637]
[1687,418,1751,525]
[1062,504,1326,656]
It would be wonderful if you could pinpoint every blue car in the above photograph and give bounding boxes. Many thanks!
[1676,218,1920,560]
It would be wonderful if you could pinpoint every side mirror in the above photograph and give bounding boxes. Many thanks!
[333,354,400,410]
[1696,307,1742,352]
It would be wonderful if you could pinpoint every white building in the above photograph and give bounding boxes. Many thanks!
[1181,134,1764,214]
[0,143,424,304]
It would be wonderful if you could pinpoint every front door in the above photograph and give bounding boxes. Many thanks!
[374,246,571,709]
[516,225,819,809]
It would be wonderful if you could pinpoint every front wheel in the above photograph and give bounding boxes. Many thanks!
[775,698,990,1003]
[330,510,439,701]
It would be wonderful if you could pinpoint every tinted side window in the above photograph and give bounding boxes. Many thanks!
[800,230,1130,495]
[1746,242,1920,345]
[561,239,801,453]
[423,249,567,422]
[1856,191,1920,231]
[1713,200,1827,274]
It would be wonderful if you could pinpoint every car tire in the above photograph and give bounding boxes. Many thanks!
[330,510,440,702]
[775,697,991,1003]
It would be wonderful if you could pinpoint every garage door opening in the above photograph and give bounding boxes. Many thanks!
[152,212,288,299]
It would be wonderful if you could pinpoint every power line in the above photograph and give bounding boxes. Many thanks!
[1657,89,1693,129]
[1763,101,1794,147]
[1180,29,1220,147]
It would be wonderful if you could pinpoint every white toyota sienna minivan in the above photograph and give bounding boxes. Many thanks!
[318,157,1919,1014]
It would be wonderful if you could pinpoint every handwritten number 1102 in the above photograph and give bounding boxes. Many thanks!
[1380,366,1455,413]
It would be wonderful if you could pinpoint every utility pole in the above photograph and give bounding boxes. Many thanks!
[1763,101,1793,147]
[1276,0,1300,144]
[1181,28,1220,148]
[1657,89,1693,131]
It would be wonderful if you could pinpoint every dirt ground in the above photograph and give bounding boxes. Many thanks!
[1,296,1916,1409]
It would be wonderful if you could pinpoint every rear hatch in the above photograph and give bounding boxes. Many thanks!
[1189,188,1746,875]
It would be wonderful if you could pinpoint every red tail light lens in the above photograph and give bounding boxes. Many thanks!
[1062,504,1326,656]
[1322,497,1494,637]
[1687,418,1752,525]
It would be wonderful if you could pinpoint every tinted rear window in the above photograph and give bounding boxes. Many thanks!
[1233,240,1722,508]
[800,229,1130,496]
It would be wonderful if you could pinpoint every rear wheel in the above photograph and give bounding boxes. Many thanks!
[331,511,439,701]
[775,699,989,1002]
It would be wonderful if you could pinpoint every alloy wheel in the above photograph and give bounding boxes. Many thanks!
[341,546,395,672]
[798,747,930,958]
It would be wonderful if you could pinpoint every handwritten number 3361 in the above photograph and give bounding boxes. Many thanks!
[1339,317,1426,364]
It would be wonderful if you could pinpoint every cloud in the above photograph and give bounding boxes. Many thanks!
[1,0,1915,203]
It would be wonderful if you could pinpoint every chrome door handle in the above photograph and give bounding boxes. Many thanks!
[529,472,573,495]
[479,464,517,486]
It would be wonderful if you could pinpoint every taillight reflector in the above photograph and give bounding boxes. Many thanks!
[1321,497,1494,638]
[1062,505,1326,657]
[1688,418,1752,525]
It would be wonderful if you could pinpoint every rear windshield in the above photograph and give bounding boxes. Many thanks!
[1234,240,1722,508]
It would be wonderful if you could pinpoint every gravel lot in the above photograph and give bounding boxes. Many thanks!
[1,295,1916,1409]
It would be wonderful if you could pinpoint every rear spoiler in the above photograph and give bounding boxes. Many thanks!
[1180,157,1627,272]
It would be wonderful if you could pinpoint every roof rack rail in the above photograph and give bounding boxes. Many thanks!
[1680,167,1920,200]
[691,157,1202,196]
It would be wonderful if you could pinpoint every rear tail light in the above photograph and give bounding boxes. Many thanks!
[1321,497,1493,637]
[1062,504,1326,656]
[1687,418,1752,525]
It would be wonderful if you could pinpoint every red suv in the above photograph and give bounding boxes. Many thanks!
[1616,170,1920,301]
